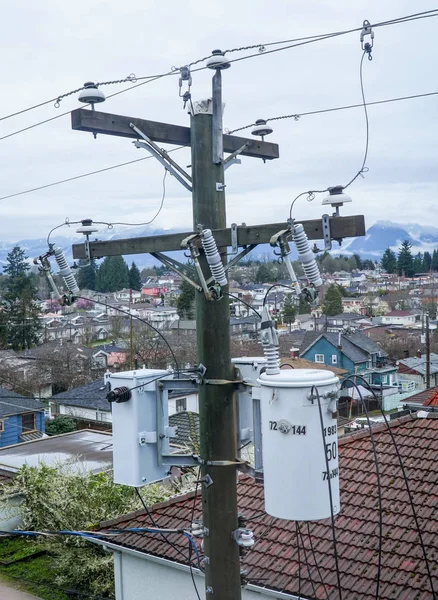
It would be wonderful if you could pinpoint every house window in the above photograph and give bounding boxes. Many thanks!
[315,354,325,364]
[0,420,3,433]
[22,413,36,432]
[176,398,187,413]
[331,355,338,364]
[381,375,388,384]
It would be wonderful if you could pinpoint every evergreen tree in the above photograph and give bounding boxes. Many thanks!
[322,284,343,316]
[413,252,423,275]
[298,295,311,314]
[255,263,275,283]
[129,262,142,291]
[2,246,41,350]
[432,250,438,272]
[282,294,297,331]
[95,256,130,292]
[422,251,432,272]
[380,248,397,274]
[176,280,195,320]
[397,240,414,277]
[77,258,97,291]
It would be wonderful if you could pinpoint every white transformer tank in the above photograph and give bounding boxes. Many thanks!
[108,368,174,487]
[232,357,267,445]
[258,369,340,521]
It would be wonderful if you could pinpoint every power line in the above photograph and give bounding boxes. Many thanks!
[0,8,436,146]
[0,146,184,203]
[227,89,438,135]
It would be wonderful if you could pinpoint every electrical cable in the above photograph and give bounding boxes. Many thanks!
[76,296,180,374]
[221,291,261,318]
[349,373,436,600]
[188,467,203,600]
[305,521,330,600]
[108,168,168,226]
[263,283,298,307]
[295,522,319,600]
[312,384,343,600]
[289,46,370,220]
[233,88,438,135]
[343,51,369,190]
[0,8,436,146]
[0,145,184,205]
[341,376,383,600]
[295,521,302,599]
[134,487,201,572]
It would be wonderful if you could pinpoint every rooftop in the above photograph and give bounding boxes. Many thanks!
[51,379,110,411]
[96,414,438,599]
[0,387,45,418]
[0,430,112,474]
[399,353,438,376]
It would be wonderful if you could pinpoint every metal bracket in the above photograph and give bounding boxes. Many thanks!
[231,223,238,254]
[223,142,249,166]
[322,214,332,251]
[216,182,226,192]
[180,234,213,300]
[130,123,193,192]
[224,158,241,171]
[202,474,214,488]
[150,252,202,293]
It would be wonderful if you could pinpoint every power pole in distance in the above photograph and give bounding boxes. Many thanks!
[70,63,366,600]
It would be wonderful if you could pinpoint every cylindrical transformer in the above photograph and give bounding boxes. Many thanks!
[258,369,340,521]
[232,357,267,445]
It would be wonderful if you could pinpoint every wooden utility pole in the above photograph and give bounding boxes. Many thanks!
[426,312,431,389]
[190,98,241,597]
[70,83,366,600]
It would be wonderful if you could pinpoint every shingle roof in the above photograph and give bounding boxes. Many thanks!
[403,387,438,405]
[300,331,387,363]
[97,415,438,599]
[0,387,45,417]
[399,353,438,376]
[169,411,199,452]
[51,379,110,411]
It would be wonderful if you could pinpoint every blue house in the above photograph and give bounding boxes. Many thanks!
[0,388,45,448]
[300,331,391,380]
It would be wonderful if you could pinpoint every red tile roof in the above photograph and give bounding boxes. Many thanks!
[403,386,438,405]
[424,390,438,407]
[99,415,438,599]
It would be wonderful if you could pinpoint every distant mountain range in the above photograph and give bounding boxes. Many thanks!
[341,221,438,259]
[2,220,437,270]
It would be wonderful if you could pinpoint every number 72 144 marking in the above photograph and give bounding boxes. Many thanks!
[269,421,306,435]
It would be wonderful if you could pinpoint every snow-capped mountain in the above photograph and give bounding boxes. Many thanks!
[340,221,438,259]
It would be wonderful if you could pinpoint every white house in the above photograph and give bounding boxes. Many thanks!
[380,311,422,326]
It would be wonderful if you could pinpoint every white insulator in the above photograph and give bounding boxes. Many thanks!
[260,307,280,375]
[292,224,323,287]
[201,229,227,287]
[53,246,79,294]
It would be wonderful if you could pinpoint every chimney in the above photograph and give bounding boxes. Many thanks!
[290,347,299,359]
[403,349,409,359]
[416,350,422,359]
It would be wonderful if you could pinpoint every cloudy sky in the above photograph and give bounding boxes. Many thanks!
[0,0,437,246]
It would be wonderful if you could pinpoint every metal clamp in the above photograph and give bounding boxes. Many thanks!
[322,214,332,251]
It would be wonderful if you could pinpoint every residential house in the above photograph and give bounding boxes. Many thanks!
[230,316,261,340]
[300,330,389,377]
[381,310,422,327]
[324,312,372,332]
[397,352,438,389]
[113,289,142,303]
[51,378,199,424]
[0,388,45,447]
[92,344,128,370]
[91,413,438,599]
[50,379,112,424]
[168,411,199,453]
[341,297,365,314]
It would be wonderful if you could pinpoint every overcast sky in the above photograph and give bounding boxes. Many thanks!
[0,0,437,246]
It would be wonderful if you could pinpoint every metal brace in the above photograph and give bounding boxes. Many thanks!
[150,251,202,293]
[322,214,332,251]
[223,142,249,171]
[130,123,193,192]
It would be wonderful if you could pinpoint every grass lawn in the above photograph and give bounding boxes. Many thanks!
[0,538,69,600]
